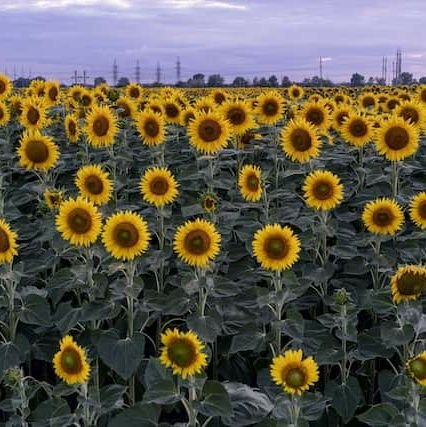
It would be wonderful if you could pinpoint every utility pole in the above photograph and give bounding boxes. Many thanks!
[135,59,141,84]
[83,70,88,85]
[113,58,118,86]
[176,57,181,83]
[73,70,78,85]
[156,62,161,84]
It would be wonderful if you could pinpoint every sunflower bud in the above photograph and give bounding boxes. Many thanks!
[335,288,349,306]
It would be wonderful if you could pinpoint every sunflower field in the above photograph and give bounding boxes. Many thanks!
[0,74,425,426]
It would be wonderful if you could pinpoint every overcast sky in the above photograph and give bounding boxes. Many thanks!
[1,0,426,84]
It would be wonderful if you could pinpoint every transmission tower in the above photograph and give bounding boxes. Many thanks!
[135,60,141,84]
[319,56,323,82]
[113,59,118,86]
[156,62,161,84]
[176,57,181,83]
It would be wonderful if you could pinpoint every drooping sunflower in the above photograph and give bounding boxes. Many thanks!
[116,96,137,119]
[17,130,59,171]
[53,335,91,385]
[19,97,48,130]
[340,112,373,147]
[0,74,12,99]
[174,218,221,267]
[281,118,321,163]
[374,116,419,161]
[201,192,218,214]
[136,111,165,146]
[288,85,304,101]
[64,114,80,143]
[85,105,118,148]
[0,219,18,264]
[252,224,301,271]
[407,351,426,386]
[270,349,319,395]
[255,91,284,125]
[238,164,262,202]
[188,111,230,155]
[75,164,113,205]
[159,328,208,380]
[300,100,331,131]
[140,167,179,207]
[303,170,344,211]
[221,100,255,135]
[390,265,426,304]
[43,189,64,210]
[395,101,426,130]
[362,198,404,235]
[0,101,10,127]
[409,192,426,229]
[102,211,151,261]
[56,197,102,246]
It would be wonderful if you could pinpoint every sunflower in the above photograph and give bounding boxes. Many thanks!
[409,192,426,229]
[281,118,321,163]
[85,105,118,148]
[116,96,137,119]
[390,265,426,304]
[43,189,64,210]
[362,198,404,235]
[79,89,94,109]
[102,211,150,261]
[0,101,10,127]
[56,197,102,246]
[288,85,304,101]
[255,91,284,125]
[9,95,23,118]
[136,111,165,146]
[374,116,419,161]
[238,164,262,202]
[159,328,208,379]
[252,224,301,271]
[201,192,218,213]
[174,218,221,267]
[407,351,426,386]
[125,83,143,101]
[237,130,261,149]
[182,108,196,126]
[140,167,179,208]
[211,89,227,105]
[75,164,113,205]
[300,101,331,131]
[44,81,61,106]
[358,92,377,110]
[0,219,18,264]
[53,335,91,385]
[68,85,85,103]
[395,101,426,130]
[221,100,255,135]
[303,170,344,211]
[340,113,373,147]
[0,74,12,99]
[332,105,352,130]
[163,99,182,124]
[64,114,80,143]
[188,111,230,155]
[270,349,319,395]
[17,130,59,171]
[19,97,48,130]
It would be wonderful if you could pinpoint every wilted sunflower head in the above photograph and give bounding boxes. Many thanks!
[407,351,426,386]
[390,265,426,304]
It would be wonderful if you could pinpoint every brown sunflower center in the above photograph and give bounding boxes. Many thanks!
[262,100,279,116]
[0,228,10,252]
[409,358,426,380]
[129,88,140,98]
[264,235,289,259]
[335,95,344,104]
[400,108,419,124]
[241,131,254,145]
[118,102,131,118]
[198,119,221,142]
[0,80,5,94]
[60,348,83,375]
[292,89,300,98]
[27,106,40,125]
[417,201,426,219]
[227,108,246,125]
[67,208,92,234]
[385,126,409,150]
[291,129,312,151]
[313,181,333,200]
[113,222,139,248]
[81,95,92,107]
[246,173,260,191]
[167,338,196,368]
[362,97,375,108]
[349,119,368,137]
[25,140,49,163]
[165,104,179,118]
[203,197,215,210]
[307,108,324,125]
[285,368,306,388]
[92,115,109,137]
[396,271,426,296]
[0,108,4,120]
[387,99,400,110]
[48,86,58,101]
[85,175,104,195]
[214,93,226,104]
[68,121,77,136]
[372,208,393,227]
[144,119,160,137]
[184,229,211,255]
[149,177,169,196]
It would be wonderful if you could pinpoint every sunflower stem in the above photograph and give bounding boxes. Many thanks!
[81,382,91,427]
[262,185,270,223]
[126,261,137,406]
[340,303,348,385]
[357,146,365,190]
[372,237,382,290]
[187,384,198,427]
[290,394,301,427]
[391,161,400,198]
[410,381,421,426]
[207,158,215,194]
[198,268,208,317]
[273,270,283,355]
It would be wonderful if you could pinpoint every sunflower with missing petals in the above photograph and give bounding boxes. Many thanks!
[160,328,208,379]
[390,265,426,304]
[374,116,419,161]
[270,349,319,395]
[303,170,344,211]
[0,219,18,264]
[407,351,426,386]
[281,118,321,163]
[0,101,10,127]
[174,218,221,267]
[0,74,12,99]
[65,114,80,143]
[188,111,230,155]
[102,211,150,261]
[136,111,165,146]
[43,189,64,210]
[340,112,373,147]
[409,192,426,229]
[53,335,91,385]
[19,97,48,130]
[221,100,255,135]
[85,105,118,148]
[255,91,284,125]
[140,167,179,207]
[238,164,262,202]
[75,164,113,205]
[252,224,301,271]
[17,130,59,171]
[362,198,404,235]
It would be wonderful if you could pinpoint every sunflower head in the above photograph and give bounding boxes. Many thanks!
[44,81,61,105]
[340,113,373,147]
[0,101,10,127]
[53,335,91,385]
[409,192,426,229]
[270,349,319,395]
[85,105,118,148]
[136,111,165,146]
[0,74,12,99]
[288,85,304,101]
[125,83,143,100]
[390,265,426,304]
[238,164,263,202]
[19,97,48,130]
[116,96,137,119]
[362,198,404,235]
[140,167,179,207]
[395,101,425,129]
[407,351,426,386]
[301,101,330,130]
[0,219,18,264]
[65,114,80,143]
[255,91,284,125]
[221,100,255,136]
[43,189,65,210]
[76,164,113,206]
[201,192,219,213]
